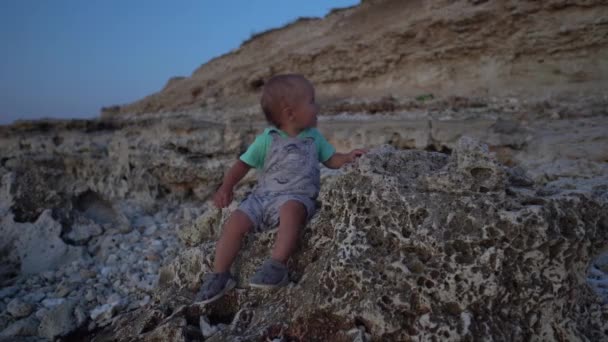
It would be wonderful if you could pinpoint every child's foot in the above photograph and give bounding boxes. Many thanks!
[249,259,290,289]
[195,272,236,304]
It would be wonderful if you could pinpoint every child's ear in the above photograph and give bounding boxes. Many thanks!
[283,106,295,121]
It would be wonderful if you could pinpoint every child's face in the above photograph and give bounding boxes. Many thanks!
[290,81,318,129]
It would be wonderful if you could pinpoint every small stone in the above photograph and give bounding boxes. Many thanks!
[41,298,65,308]
[145,252,160,262]
[0,286,18,299]
[106,293,121,305]
[85,289,96,302]
[106,254,119,264]
[34,308,48,320]
[55,285,71,298]
[74,306,87,326]
[150,239,164,252]
[80,269,97,279]
[90,299,124,321]
[143,224,157,236]
[125,230,142,244]
[23,292,46,303]
[6,298,34,318]
[100,266,115,277]
[139,295,151,307]
[41,271,56,282]
[38,299,77,339]
[0,316,40,338]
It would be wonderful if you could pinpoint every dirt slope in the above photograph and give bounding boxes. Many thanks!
[104,0,608,116]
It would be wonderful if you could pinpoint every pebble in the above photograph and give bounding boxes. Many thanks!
[74,306,88,326]
[0,286,18,299]
[55,285,71,298]
[106,254,118,264]
[34,308,48,320]
[145,253,160,262]
[6,298,34,318]
[107,293,121,305]
[85,290,96,302]
[41,271,56,282]
[0,316,40,337]
[42,298,66,308]
[100,266,115,277]
[22,292,46,303]
[143,225,157,236]
[80,269,97,279]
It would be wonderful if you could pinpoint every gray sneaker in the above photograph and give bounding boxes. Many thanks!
[249,259,290,289]
[195,272,236,304]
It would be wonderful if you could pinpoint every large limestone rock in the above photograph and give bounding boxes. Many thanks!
[2,210,86,275]
[90,138,608,341]
[37,299,78,340]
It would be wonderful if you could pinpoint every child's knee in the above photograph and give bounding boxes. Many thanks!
[279,200,307,218]
[224,211,253,235]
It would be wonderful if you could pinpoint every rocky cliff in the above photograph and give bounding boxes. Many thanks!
[103,0,608,117]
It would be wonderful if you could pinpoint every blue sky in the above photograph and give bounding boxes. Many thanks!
[0,1,359,125]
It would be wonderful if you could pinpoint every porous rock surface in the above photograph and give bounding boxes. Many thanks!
[89,138,608,341]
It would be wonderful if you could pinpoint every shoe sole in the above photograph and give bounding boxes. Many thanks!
[195,278,236,305]
[248,274,290,289]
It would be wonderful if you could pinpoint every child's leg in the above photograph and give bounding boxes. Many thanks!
[213,210,253,273]
[271,200,307,264]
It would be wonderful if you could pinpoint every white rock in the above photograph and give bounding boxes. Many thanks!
[0,286,18,299]
[90,299,124,321]
[85,289,96,302]
[90,304,112,320]
[100,266,115,277]
[106,293,121,305]
[74,306,88,326]
[16,210,85,274]
[22,292,46,303]
[125,230,142,243]
[6,298,34,318]
[139,295,151,307]
[133,215,155,229]
[38,299,77,340]
[106,254,118,264]
[66,222,103,243]
[0,316,40,338]
[41,298,65,308]
[41,271,56,281]
[34,308,48,320]
[143,224,157,236]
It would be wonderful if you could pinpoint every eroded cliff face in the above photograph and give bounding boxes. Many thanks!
[104,0,608,116]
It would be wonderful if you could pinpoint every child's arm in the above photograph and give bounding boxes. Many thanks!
[213,160,252,208]
[323,149,368,169]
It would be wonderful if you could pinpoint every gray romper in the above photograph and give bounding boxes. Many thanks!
[238,130,320,232]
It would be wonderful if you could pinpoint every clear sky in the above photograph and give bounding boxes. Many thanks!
[0,0,359,125]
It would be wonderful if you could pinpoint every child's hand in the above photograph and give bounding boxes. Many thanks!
[213,185,233,208]
[348,148,368,163]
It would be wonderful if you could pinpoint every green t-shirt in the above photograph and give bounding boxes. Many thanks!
[240,127,336,169]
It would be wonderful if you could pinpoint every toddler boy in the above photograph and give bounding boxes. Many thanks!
[196,74,366,304]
